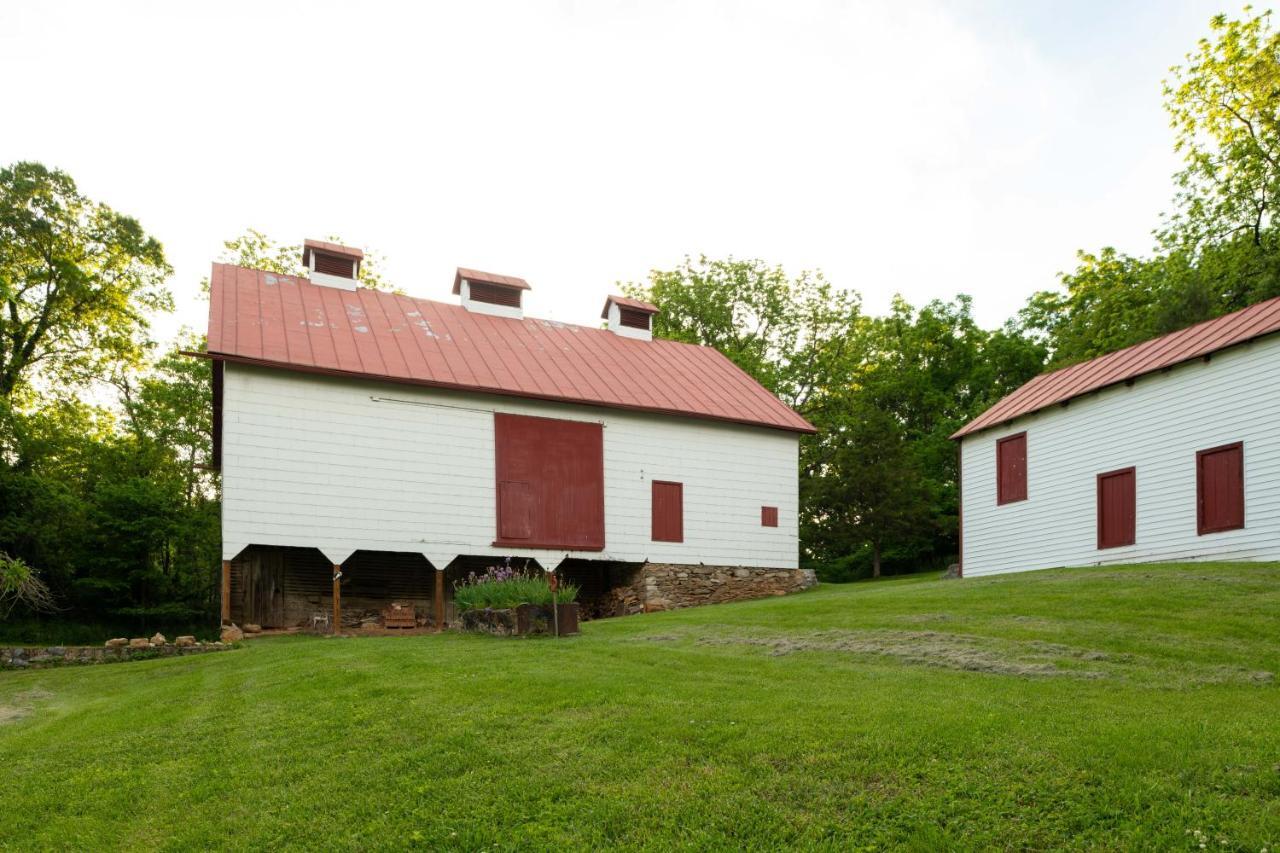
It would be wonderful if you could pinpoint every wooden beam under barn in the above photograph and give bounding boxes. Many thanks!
[434,569,444,632]
[221,560,231,624]
[332,563,342,635]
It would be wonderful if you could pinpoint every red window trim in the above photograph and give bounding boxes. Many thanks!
[996,431,1027,505]
[761,506,778,527]
[1095,466,1136,550]
[651,480,684,543]
[1196,441,1245,536]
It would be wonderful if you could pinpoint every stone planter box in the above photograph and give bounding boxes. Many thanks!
[460,603,579,637]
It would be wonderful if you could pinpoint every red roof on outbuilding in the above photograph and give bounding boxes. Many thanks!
[206,264,815,434]
[953,293,1280,439]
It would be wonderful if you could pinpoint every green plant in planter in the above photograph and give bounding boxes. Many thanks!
[452,561,578,613]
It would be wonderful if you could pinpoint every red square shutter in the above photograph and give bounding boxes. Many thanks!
[996,432,1027,505]
[1197,442,1244,535]
[652,481,684,542]
[1096,468,1135,549]
[761,506,778,527]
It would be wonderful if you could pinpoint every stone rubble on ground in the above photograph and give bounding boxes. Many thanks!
[220,624,244,643]
[150,632,167,645]
[3,636,232,670]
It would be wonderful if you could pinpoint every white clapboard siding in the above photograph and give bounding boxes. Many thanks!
[222,364,799,569]
[960,334,1280,576]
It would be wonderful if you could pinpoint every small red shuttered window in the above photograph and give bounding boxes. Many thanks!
[996,432,1027,505]
[1096,467,1136,549]
[761,506,778,527]
[652,481,683,542]
[1197,442,1244,535]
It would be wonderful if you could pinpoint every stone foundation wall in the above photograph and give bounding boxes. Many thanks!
[2,641,231,670]
[606,564,816,614]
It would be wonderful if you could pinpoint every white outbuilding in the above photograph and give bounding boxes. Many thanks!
[954,295,1280,577]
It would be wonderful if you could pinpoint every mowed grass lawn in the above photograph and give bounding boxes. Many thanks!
[2,563,1279,851]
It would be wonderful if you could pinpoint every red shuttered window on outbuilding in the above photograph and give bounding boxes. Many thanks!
[996,432,1027,505]
[1096,467,1136,549]
[493,413,605,550]
[761,506,778,527]
[1197,442,1244,535]
[652,481,684,542]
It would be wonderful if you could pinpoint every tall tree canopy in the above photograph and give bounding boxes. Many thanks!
[1022,8,1280,367]
[0,162,171,399]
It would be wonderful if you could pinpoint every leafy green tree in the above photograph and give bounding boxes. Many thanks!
[806,398,932,578]
[1022,9,1280,366]
[1165,9,1280,250]
[0,162,172,398]
[809,297,1044,572]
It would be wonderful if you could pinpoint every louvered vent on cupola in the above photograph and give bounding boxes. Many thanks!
[302,239,363,291]
[453,268,530,319]
[602,295,659,342]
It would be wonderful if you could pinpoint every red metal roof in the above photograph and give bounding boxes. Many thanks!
[451,267,531,294]
[953,294,1280,439]
[206,264,815,434]
[601,294,659,318]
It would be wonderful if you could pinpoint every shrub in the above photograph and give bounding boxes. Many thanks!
[452,562,578,613]
[0,552,57,618]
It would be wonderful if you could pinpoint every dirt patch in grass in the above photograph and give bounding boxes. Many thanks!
[898,613,954,624]
[684,630,1275,686]
[696,630,1106,678]
[0,688,52,725]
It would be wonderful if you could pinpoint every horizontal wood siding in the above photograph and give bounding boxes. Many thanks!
[221,364,799,568]
[960,335,1280,576]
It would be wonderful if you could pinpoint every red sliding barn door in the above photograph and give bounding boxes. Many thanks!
[1096,467,1136,549]
[493,413,605,550]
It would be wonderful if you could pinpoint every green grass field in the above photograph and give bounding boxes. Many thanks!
[2,563,1279,851]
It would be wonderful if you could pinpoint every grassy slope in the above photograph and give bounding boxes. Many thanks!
[1,563,1278,851]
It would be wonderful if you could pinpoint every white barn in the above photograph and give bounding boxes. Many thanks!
[955,295,1280,577]
[204,240,815,631]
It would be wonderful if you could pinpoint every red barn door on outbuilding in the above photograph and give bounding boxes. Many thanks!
[493,413,605,550]
[1197,442,1244,534]
[1096,467,1136,549]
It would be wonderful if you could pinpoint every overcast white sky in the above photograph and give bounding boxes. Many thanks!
[0,0,1233,344]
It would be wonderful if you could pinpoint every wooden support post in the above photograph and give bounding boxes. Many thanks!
[220,560,231,624]
[434,569,445,632]
[332,563,342,635]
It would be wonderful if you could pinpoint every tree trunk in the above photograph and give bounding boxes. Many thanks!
[872,540,882,579]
